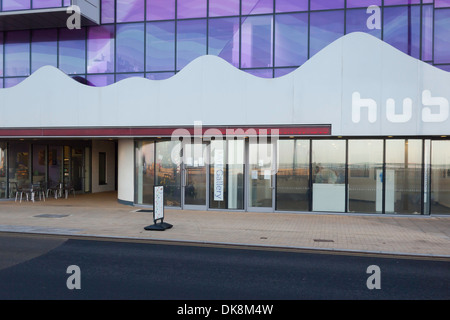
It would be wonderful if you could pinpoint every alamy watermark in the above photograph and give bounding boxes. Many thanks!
[66,5,81,30]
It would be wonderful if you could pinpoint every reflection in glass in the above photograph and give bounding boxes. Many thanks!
[309,11,344,58]
[87,25,115,73]
[135,141,154,205]
[241,0,273,15]
[241,15,273,68]
[0,143,7,199]
[176,19,207,70]
[348,140,383,213]
[431,140,450,214]
[209,0,240,17]
[385,139,422,214]
[156,140,181,207]
[2,0,30,11]
[116,0,145,22]
[209,140,244,209]
[146,21,175,71]
[31,29,57,73]
[312,140,345,212]
[116,23,145,73]
[48,146,62,187]
[177,0,207,19]
[183,142,207,207]
[276,139,310,211]
[5,31,30,77]
[59,28,86,75]
[249,141,273,208]
[434,9,450,63]
[208,17,240,67]
[147,0,176,20]
[9,143,30,187]
[275,13,308,67]
[0,33,3,77]
[32,145,47,184]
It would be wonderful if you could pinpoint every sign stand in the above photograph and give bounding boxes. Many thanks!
[144,185,172,231]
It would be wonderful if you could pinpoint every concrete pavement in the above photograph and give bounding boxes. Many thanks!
[0,191,449,258]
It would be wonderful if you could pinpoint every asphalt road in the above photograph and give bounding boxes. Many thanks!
[0,233,448,302]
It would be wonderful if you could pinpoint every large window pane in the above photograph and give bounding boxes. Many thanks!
[9,142,30,188]
[135,141,155,205]
[2,0,30,10]
[5,30,30,77]
[434,9,450,63]
[146,21,175,71]
[208,17,240,67]
[431,140,450,214]
[116,23,145,73]
[59,28,86,75]
[310,11,344,58]
[101,0,115,23]
[31,29,57,73]
[155,140,181,207]
[312,140,346,212]
[346,8,381,38]
[87,25,115,73]
[383,5,421,59]
[346,0,381,8]
[276,139,310,211]
[275,13,308,67]
[241,15,273,68]
[177,19,207,70]
[386,139,422,214]
[276,0,308,12]
[422,5,433,61]
[32,145,46,183]
[117,0,145,22]
[147,0,176,20]
[348,140,383,213]
[0,32,3,77]
[242,0,273,15]
[32,0,61,8]
[177,0,207,19]
[310,0,344,10]
[209,0,240,17]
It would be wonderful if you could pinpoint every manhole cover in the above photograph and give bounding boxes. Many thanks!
[313,239,334,243]
[33,214,69,218]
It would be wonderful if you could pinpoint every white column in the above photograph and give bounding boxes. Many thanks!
[118,139,134,204]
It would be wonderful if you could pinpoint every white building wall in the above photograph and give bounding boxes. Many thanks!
[117,139,134,204]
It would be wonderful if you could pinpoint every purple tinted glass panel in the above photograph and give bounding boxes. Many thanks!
[177,0,206,19]
[116,23,145,72]
[5,30,30,76]
[176,19,207,70]
[209,0,239,17]
[274,68,296,77]
[87,25,115,73]
[146,21,175,71]
[4,77,26,88]
[32,0,61,8]
[59,28,86,74]
[242,0,273,15]
[64,0,71,6]
[384,0,420,5]
[147,0,175,20]
[101,0,115,23]
[0,78,3,88]
[276,0,308,12]
[208,17,240,67]
[346,8,381,38]
[0,33,3,77]
[275,13,308,67]
[146,72,175,80]
[244,69,273,78]
[436,65,450,72]
[31,29,57,73]
[116,73,144,81]
[346,0,381,8]
[435,0,450,7]
[422,5,433,61]
[86,74,115,86]
[434,9,450,63]
[2,0,30,11]
[310,0,344,10]
[383,6,421,59]
[309,11,344,57]
[241,15,273,68]
[117,0,145,22]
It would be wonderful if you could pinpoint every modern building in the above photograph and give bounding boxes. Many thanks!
[0,0,449,215]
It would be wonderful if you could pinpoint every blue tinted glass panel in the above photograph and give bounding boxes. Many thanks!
[242,0,273,15]
[2,0,30,11]
[177,19,207,70]
[5,30,30,77]
[87,25,115,73]
[208,17,240,67]
[209,0,239,17]
[177,0,207,18]
[241,15,273,68]
[346,8,381,38]
[422,5,433,61]
[244,68,273,78]
[31,29,57,73]
[434,9,450,63]
[274,67,296,77]
[146,21,175,71]
[310,11,344,57]
[4,77,26,88]
[146,72,175,80]
[346,0,381,8]
[147,0,176,20]
[86,74,115,86]
[32,0,61,8]
[383,6,421,59]
[117,0,145,22]
[275,13,308,67]
[59,28,86,74]
[116,23,145,72]
[276,0,308,12]
[101,0,115,23]
[435,0,450,8]
[310,0,344,10]
[116,73,145,81]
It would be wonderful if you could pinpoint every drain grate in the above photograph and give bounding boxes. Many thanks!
[33,214,69,218]
[136,209,153,213]
[313,239,334,243]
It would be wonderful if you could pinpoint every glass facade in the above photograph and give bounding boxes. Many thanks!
[134,138,450,215]
[1,0,449,87]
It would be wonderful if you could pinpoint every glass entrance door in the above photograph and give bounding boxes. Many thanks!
[182,142,208,210]
[248,140,275,211]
